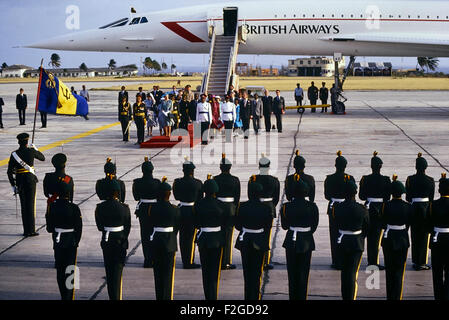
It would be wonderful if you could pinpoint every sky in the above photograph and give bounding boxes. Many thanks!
[1,0,449,72]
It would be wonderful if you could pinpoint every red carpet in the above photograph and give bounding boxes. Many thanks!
[140,124,201,149]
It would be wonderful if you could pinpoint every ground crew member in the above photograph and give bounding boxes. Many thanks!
[285,150,316,202]
[44,153,74,204]
[96,158,126,203]
[95,180,131,300]
[173,157,203,269]
[324,151,356,270]
[429,173,449,300]
[45,180,82,300]
[194,176,227,300]
[148,177,180,300]
[214,154,241,270]
[132,156,161,268]
[359,151,391,269]
[281,175,319,300]
[294,83,304,108]
[235,176,273,300]
[406,153,434,271]
[7,133,45,237]
[249,154,280,270]
[307,81,318,113]
[319,82,329,113]
[119,96,132,142]
[333,178,369,300]
[133,95,147,145]
[381,174,412,300]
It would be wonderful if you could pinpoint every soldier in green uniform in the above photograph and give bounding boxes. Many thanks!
[148,177,180,300]
[249,154,280,270]
[132,156,161,268]
[45,179,82,300]
[173,157,203,269]
[235,176,273,300]
[96,158,126,203]
[133,95,147,145]
[281,175,319,300]
[194,176,228,300]
[44,153,74,204]
[285,150,316,202]
[359,151,391,269]
[381,174,412,300]
[406,153,435,271]
[7,133,45,237]
[324,151,356,270]
[95,180,131,300]
[119,96,132,142]
[214,154,241,270]
[333,178,369,300]
[428,173,449,300]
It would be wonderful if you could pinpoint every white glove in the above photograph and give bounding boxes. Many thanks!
[30,144,38,151]
[12,186,17,195]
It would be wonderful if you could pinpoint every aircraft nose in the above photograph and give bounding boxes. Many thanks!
[26,34,78,50]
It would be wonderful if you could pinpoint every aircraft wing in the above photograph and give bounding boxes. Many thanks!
[321,33,449,46]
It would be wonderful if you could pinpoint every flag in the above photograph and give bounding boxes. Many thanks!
[37,68,89,117]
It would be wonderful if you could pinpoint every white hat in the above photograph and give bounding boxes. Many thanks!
[215,96,221,99]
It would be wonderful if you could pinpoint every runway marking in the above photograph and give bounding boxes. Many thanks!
[0,122,120,167]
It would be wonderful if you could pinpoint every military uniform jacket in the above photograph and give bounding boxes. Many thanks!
[44,171,74,203]
[7,146,45,187]
[119,102,132,121]
[307,86,318,100]
[235,200,273,252]
[249,174,280,217]
[133,102,147,121]
[429,197,449,249]
[214,173,241,206]
[285,172,316,202]
[333,200,369,252]
[406,173,435,203]
[359,173,391,209]
[95,199,131,250]
[320,87,329,100]
[281,198,319,253]
[46,199,82,249]
[194,197,228,249]
[148,200,181,252]
[381,199,412,250]
[173,176,203,203]
[96,178,126,203]
[324,172,355,212]
[132,175,161,217]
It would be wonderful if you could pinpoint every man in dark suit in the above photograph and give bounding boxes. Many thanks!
[319,82,329,113]
[136,87,146,101]
[0,97,4,128]
[16,88,27,125]
[308,82,319,113]
[239,91,252,139]
[272,90,285,133]
[261,90,273,132]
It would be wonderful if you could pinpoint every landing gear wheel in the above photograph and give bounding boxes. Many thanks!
[297,107,305,114]
[335,101,346,115]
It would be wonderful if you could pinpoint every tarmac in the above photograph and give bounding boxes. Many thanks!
[0,81,448,300]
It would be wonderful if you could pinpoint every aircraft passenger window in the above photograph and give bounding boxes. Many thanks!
[140,17,149,23]
[332,14,334,17]
[293,14,296,17]
[130,17,141,25]
[284,14,287,17]
[303,14,306,17]
[427,15,430,18]
[312,14,315,17]
[398,15,401,18]
[350,14,353,18]
[322,14,325,17]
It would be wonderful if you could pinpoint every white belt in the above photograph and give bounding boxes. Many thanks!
[366,198,383,210]
[136,199,157,210]
[179,202,195,207]
[217,197,234,203]
[433,227,449,243]
[383,224,406,238]
[12,152,36,175]
[239,227,264,241]
[260,198,273,202]
[54,228,74,243]
[330,198,345,209]
[337,230,362,244]
[197,226,221,240]
[290,226,311,241]
[150,227,174,241]
[104,226,124,242]
[412,197,429,203]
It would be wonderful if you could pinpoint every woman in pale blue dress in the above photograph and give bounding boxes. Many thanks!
[234,102,243,135]
[158,94,173,136]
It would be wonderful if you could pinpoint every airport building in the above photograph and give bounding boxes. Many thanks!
[0,65,33,78]
[287,57,346,77]
[23,66,139,78]
[236,63,280,76]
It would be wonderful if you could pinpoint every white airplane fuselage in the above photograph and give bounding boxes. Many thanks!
[28,0,449,57]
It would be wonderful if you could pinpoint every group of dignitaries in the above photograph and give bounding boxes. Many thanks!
[6,132,449,301]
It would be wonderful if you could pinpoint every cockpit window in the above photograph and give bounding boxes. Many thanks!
[140,17,148,23]
[99,18,129,29]
[130,17,141,25]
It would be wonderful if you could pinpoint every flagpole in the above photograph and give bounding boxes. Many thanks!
[32,59,44,144]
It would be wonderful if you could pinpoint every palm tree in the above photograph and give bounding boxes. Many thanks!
[49,53,61,68]
[143,57,154,75]
[170,64,176,73]
[417,57,439,72]
[152,60,161,73]
[1,62,8,69]
[79,63,88,72]
[108,59,117,69]
[161,62,167,70]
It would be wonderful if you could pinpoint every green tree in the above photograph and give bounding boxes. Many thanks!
[49,53,61,68]
[108,59,117,69]
[79,63,88,71]
[143,57,154,75]
[417,57,439,72]
[171,64,176,73]
[1,62,8,69]
[162,62,167,70]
